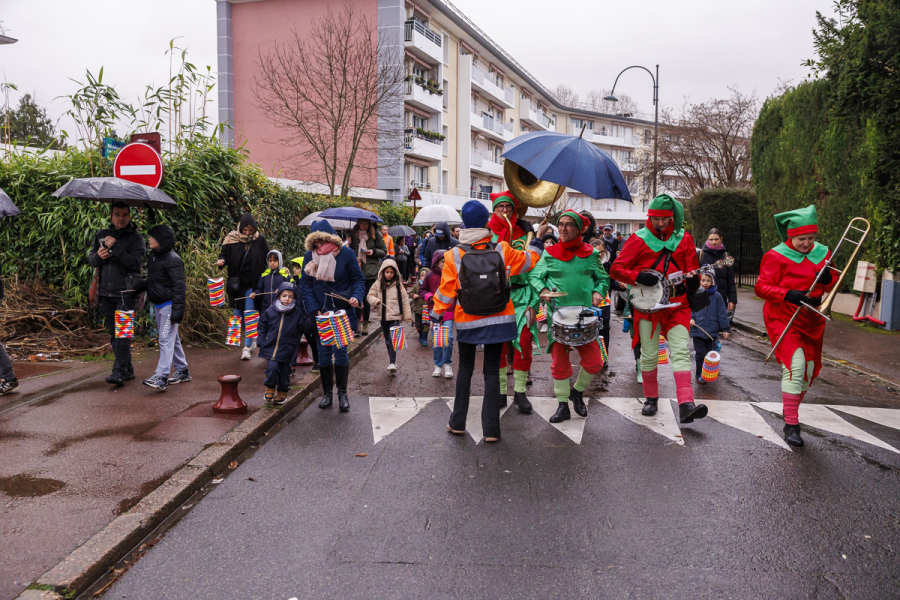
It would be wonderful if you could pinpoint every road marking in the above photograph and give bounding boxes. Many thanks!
[756,403,900,454]
[444,397,511,443]
[704,400,791,451]
[827,405,900,433]
[529,397,589,444]
[600,397,684,445]
[369,397,437,444]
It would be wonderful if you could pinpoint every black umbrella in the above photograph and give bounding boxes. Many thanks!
[0,188,21,218]
[51,177,177,210]
[388,225,415,237]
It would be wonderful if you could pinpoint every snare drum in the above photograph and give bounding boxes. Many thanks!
[551,306,601,346]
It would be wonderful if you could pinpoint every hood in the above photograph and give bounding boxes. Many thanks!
[238,212,258,233]
[275,280,296,301]
[305,219,343,251]
[290,256,304,269]
[430,249,447,270]
[266,250,284,270]
[378,258,400,280]
[433,221,450,239]
[148,224,175,254]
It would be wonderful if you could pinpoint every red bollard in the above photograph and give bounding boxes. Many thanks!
[295,334,314,366]
[213,374,248,414]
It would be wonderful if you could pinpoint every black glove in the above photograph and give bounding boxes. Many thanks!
[635,272,659,287]
[817,268,833,286]
[685,274,701,292]
[785,290,821,307]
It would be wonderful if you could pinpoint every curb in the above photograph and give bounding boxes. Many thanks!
[19,329,381,600]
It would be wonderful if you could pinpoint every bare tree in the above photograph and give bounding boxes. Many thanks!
[553,84,580,106]
[637,87,757,198]
[583,89,641,116]
[254,4,405,197]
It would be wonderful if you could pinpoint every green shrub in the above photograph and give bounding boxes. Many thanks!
[687,188,759,241]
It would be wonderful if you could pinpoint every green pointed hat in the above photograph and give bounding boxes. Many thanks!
[647,194,684,232]
[774,205,818,242]
[558,210,588,234]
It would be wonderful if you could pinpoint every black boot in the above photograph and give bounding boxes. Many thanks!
[499,394,508,408]
[641,397,658,416]
[513,391,533,414]
[570,388,587,417]
[318,365,334,409]
[783,423,804,447]
[549,402,571,423]
[335,364,350,412]
[679,401,708,423]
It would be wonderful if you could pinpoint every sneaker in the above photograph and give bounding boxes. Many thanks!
[444,364,453,379]
[697,377,706,385]
[142,374,168,391]
[241,347,252,361]
[388,363,397,374]
[432,366,442,377]
[167,369,192,385]
[0,378,19,396]
[311,363,320,373]
[250,339,258,351]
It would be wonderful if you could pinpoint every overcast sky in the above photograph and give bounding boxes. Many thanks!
[2,0,836,139]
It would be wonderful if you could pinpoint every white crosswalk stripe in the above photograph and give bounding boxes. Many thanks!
[529,397,589,444]
[600,397,684,445]
[369,397,437,444]
[827,405,900,433]
[756,403,900,454]
[443,397,511,443]
[704,400,792,451]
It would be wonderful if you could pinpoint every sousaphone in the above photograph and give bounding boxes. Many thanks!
[503,160,566,249]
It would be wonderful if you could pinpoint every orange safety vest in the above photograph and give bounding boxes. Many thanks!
[384,234,395,257]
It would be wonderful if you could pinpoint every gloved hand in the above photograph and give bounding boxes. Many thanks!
[816,268,833,286]
[785,290,821,307]
[685,274,701,292]
[635,272,659,287]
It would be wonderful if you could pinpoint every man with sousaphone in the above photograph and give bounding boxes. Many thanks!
[610,194,710,423]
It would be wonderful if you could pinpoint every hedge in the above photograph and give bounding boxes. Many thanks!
[687,188,759,242]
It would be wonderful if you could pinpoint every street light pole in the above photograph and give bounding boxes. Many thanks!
[604,64,659,199]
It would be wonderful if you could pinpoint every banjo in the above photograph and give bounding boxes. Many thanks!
[627,256,735,313]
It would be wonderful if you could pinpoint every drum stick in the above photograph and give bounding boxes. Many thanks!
[693,322,716,341]
[235,291,277,301]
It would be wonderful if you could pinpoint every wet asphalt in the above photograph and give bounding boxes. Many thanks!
[103,316,900,599]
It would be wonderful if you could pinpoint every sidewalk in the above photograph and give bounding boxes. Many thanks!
[731,287,900,385]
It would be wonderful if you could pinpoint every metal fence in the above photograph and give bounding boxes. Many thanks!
[722,226,763,287]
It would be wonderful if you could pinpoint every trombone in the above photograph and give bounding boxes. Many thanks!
[765,217,870,363]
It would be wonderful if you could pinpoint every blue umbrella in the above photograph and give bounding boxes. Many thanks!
[502,131,633,203]
[318,206,382,223]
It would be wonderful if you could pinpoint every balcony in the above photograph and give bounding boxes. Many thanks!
[470,64,515,109]
[569,122,595,142]
[404,129,442,162]
[471,111,514,143]
[519,102,550,130]
[404,19,442,65]
[470,150,504,179]
[404,79,442,113]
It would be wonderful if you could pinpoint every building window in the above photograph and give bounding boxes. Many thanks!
[572,118,593,130]
[443,34,450,65]
[599,126,607,136]
[443,79,449,110]
[411,165,428,186]
[412,114,428,130]
[643,129,652,144]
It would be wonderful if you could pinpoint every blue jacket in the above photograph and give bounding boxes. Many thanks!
[255,268,290,312]
[298,220,366,330]
[258,282,305,363]
[690,285,731,339]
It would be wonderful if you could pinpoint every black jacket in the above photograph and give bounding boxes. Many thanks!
[699,244,737,305]
[258,301,305,363]
[218,214,270,309]
[422,221,458,269]
[136,225,186,323]
[87,221,146,298]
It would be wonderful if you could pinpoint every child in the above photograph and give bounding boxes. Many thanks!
[366,259,412,374]
[252,250,290,313]
[421,250,455,378]
[290,256,319,373]
[690,272,731,384]
[410,267,429,346]
[258,281,304,406]
[139,225,190,391]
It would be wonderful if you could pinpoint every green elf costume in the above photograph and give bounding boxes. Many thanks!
[530,210,610,423]
[754,205,835,446]
[487,191,538,414]
[610,194,708,424]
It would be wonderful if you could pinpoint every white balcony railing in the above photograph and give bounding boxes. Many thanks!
[471,64,515,107]
[404,19,441,47]
[409,180,432,191]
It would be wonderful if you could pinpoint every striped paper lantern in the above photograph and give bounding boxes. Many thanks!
[702,351,721,382]
[330,310,354,348]
[226,316,242,346]
[433,324,450,348]
[114,310,135,339]
[422,305,430,319]
[599,338,608,364]
[207,278,225,307]
[244,310,260,339]
[658,335,669,365]
[390,325,406,351]
[317,313,336,346]
[536,306,546,322]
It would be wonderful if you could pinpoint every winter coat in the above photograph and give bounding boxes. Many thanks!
[217,213,270,309]
[421,250,454,323]
[349,223,386,280]
[135,225,186,323]
[257,283,304,363]
[690,285,731,339]
[255,250,290,313]
[409,281,425,313]
[299,220,366,330]
[699,244,737,306]
[87,221,146,297]
[422,221,458,269]
[367,259,412,322]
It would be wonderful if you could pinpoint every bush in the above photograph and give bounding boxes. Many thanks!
[687,188,759,241]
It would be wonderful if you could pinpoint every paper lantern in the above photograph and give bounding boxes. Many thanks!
[208,278,225,307]
[433,324,450,348]
[658,335,669,365]
[599,338,608,364]
[226,316,242,346]
[422,305,430,319]
[390,325,406,351]
[317,313,336,346]
[702,351,721,382]
[536,306,546,322]
[330,310,354,348]
[114,310,134,339]
[244,310,259,339]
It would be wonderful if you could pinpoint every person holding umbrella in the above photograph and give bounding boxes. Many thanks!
[0,189,21,396]
[87,202,146,386]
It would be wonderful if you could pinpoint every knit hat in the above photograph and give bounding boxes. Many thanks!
[276,281,296,297]
[647,194,684,232]
[461,200,490,229]
[490,191,517,211]
[558,210,588,234]
[238,212,258,233]
[774,205,819,242]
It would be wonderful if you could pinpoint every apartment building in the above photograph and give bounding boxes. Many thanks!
[217,0,676,234]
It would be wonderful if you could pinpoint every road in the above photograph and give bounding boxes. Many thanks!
[102,316,900,599]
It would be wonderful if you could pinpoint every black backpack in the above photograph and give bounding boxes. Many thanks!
[455,243,509,316]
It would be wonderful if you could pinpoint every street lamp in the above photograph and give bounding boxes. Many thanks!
[605,64,659,198]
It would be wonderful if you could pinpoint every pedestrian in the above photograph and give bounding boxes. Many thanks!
[451,225,461,239]
[410,267,429,346]
[88,202,146,386]
[258,282,305,407]
[699,228,737,320]
[541,233,558,248]
[0,259,17,396]
[300,220,365,412]
[422,221,458,269]
[217,213,270,361]
[252,250,290,313]
[349,217,386,335]
[431,200,540,443]
[395,237,409,283]
[600,223,620,267]
[290,256,319,374]
[421,250,455,379]
[580,211,600,244]
[366,258,413,374]
[690,273,731,384]
[381,224,395,258]
[406,234,420,280]
[134,225,190,391]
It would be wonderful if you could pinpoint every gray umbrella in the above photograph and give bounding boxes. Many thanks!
[388,225,415,237]
[0,188,21,218]
[51,177,177,210]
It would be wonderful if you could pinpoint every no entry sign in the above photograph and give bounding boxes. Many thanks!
[113,142,164,188]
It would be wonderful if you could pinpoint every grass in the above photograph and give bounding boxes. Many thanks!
[831,312,898,335]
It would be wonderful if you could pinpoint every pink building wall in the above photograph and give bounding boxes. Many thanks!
[232,0,379,186]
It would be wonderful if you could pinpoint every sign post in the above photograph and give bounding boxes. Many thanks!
[113,142,164,188]
[408,186,421,217]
